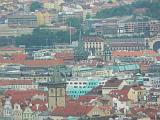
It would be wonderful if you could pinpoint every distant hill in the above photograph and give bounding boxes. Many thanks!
[96,0,160,20]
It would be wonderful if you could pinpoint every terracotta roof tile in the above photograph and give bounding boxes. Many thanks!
[5,90,47,104]
[54,52,74,60]
[53,101,93,117]
[23,59,64,67]
[0,80,33,86]
[109,89,130,101]
[0,47,24,51]
[112,50,156,57]
[78,95,97,103]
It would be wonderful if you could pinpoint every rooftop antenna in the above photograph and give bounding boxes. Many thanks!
[69,21,72,45]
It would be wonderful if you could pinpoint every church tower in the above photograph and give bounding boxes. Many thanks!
[104,44,112,62]
[47,65,67,111]
[48,83,66,111]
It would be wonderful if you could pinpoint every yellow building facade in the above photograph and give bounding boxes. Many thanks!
[43,0,64,11]
[128,87,145,102]
[35,12,53,26]
[44,2,55,10]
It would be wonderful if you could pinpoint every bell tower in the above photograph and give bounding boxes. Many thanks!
[104,44,112,62]
[39,65,71,111]
[48,83,66,111]
[40,65,72,112]
[47,65,68,111]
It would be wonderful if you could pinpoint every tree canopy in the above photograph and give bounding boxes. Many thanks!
[66,17,82,29]
[96,0,160,19]
[30,1,43,12]
[15,27,72,47]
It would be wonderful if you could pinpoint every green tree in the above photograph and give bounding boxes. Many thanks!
[66,17,82,29]
[55,31,70,43]
[15,26,73,47]
[86,13,91,19]
[30,1,42,12]
[96,0,160,19]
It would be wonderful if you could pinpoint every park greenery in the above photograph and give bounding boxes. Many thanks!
[15,27,71,47]
[66,17,82,29]
[96,0,160,19]
[0,17,85,48]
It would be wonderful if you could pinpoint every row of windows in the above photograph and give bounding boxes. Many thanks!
[111,46,145,51]
[68,91,87,94]
[68,82,101,86]
[69,82,87,85]
[73,85,96,88]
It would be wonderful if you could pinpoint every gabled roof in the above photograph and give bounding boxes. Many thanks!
[130,106,158,120]
[54,52,74,60]
[98,106,112,111]
[131,85,144,91]
[104,78,123,87]
[78,95,97,103]
[83,36,104,42]
[32,104,48,112]
[5,90,47,105]
[109,89,130,101]
[86,85,102,96]
[0,58,64,67]
[0,80,33,86]
[0,47,24,51]
[112,50,156,57]
[23,59,64,67]
[53,101,93,117]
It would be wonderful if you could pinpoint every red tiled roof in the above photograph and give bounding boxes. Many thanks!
[0,80,33,86]
[38,104,48,112]
[0,51,64,67]
[131,85,144,91]
[32,105,37,111]
[112,50,156,57]
[143,108,158,119]
[78,95,97,103]
[130,107,158,119]
[156,56,160,61]
[5,90,47,104]
[98,106,112,111]
[12,53,27,61]
[109,89,130,101]
[53,101,93,117]
[32,104,48,112]
[109,89,129,96]
[0,59,64,67]
[0,47,24,51]
[23,59,64,67]
[54,52,74,60]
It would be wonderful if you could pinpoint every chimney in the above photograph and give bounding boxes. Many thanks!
[36,104,39,110]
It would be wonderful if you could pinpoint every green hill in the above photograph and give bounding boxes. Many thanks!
[96,0,160,19]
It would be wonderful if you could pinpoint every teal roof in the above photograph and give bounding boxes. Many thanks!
[78,67,93,71]
[67,116,79,120]
[105,64,140,72]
